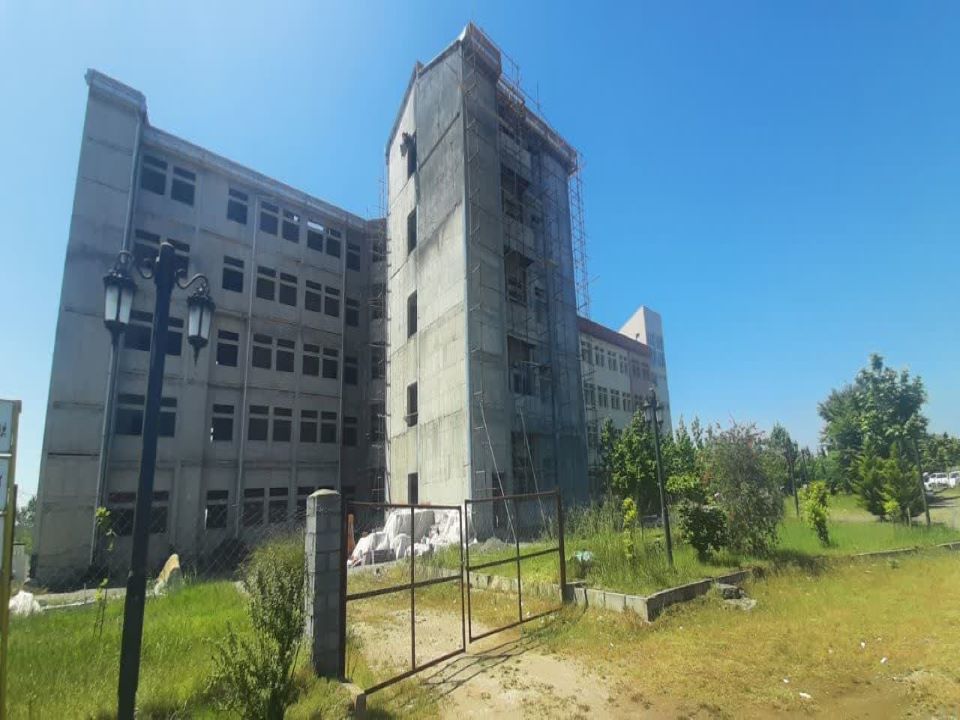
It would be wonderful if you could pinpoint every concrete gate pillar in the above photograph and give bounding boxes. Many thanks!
[304,489,345,679]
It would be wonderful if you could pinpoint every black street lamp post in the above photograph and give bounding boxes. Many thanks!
[102,242,214,719]
[643,389,673,567]
[785,441,799,519]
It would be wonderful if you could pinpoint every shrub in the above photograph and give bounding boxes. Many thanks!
[621,497,638,561]
[676,502,727,560]
[706,423,784,556]
[666,472,707,504]
[800,480,830,545]
[210,537,305,719]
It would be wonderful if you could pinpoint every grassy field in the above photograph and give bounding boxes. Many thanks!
[431,493,960,596]
[534,549,960,716]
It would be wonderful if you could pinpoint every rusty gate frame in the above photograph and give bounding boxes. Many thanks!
[343,501,466,695]
[464,489,566,642]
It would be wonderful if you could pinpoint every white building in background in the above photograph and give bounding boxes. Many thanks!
[578,306,672,490]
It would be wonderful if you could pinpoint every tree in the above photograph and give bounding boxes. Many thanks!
[606,411,659,514]
[763,423,795,495]
[921,432,960,472]
[596,418,620,494]
[703,423,784,556]
[819,354,928,512]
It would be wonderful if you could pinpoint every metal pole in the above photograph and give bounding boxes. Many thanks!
[912,436,931,528]
[117,243,175,719]
[649,392,673,567]
[556,491,567,602]
[787,444,799,519]
[0,483,17,720]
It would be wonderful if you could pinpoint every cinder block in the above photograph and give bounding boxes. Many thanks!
[603,592,626,613]
[624,594,648,621]
[585,588,604,608]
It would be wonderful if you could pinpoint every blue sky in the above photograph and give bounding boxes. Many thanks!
[2,2,958,501]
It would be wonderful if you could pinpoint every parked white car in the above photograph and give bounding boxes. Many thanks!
[948,471,960,488]
[926,472,950,489]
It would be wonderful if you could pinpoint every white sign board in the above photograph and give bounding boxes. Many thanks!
[0,400,13,454]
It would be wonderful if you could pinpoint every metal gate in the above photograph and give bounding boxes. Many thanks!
[343,501,466,695]
[343,491,565,695]
[465,489,566,642]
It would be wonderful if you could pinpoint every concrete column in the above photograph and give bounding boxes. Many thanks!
[304,489,344,679]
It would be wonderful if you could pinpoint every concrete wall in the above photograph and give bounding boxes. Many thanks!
[620,306,672,432]
[386,49,471,506]
[34,71,384,584]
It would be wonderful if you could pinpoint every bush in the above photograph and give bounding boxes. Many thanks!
[800,480,830,545]
[666,472,707,504]
[706,423,784,556]
[676,502,727,560]
[210,537,306,719]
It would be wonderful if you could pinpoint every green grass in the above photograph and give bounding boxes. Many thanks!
[7,580,360,719]
[430,494,960,597]
[532,550,960,716]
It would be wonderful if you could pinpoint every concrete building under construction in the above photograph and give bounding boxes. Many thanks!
[32,24,670,584]
[384,26,590,508]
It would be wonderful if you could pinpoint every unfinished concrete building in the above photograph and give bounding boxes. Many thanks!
[34,71,387,584]
[385,25,590,508]
[33,24,674,582]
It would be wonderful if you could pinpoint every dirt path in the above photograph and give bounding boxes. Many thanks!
[351,605,662,718]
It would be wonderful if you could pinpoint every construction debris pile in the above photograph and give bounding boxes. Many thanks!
[348,508,463,567]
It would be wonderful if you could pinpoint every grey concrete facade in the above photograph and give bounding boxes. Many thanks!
[385,25,589,508]
[34,71,386,584]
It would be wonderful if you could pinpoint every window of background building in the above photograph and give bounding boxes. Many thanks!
[343,416,358,446]
[150,491,169,533]
[581,341,591,364]
[171,166,196,206]
[158,397,177,437]
[243,488,264,527]
[115,393,145,436]
[300,410,318,443]
[403,131,417,178]
[598,386,609,409]
[252,334,272,369]
[406,383,418,426]
[227,188,248,224]
[407,208,417,254]
[326,228,342,258]
[259,202,279,235]
[205,490,229,529]
[140,155,167,195]
[320,411,338,443]
[583,383,596,407]
[282,210,300,243]
[248,405,269,441]
[133,229,189,275]
[296,486,314,517]
[345,298,359,327]
[276,339,295,372]
[256,266,276,301]
[278,273,298,307]
[344,356,358,386]
[222,256,244,292]
[272,407,292,442]
[347,242,361,271]
[307,220,324,252]
[166,317,183,356]
[407,292,417,337]
[302,343,320,376]
[372,241,386,263]
[620,354,628,374]
[304,280,323,312]
[210,403,234,442]
[216,329,239,367]
[322,348,339,379]
[269,487,288,523]
[607,350,617,370]
[324,285,341,317]
[611,389,621,411]
[124,310,153,352]
[407,473,419,504]
[594,346,604,366]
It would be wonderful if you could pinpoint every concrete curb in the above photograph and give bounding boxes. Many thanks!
[852,540,960,560]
